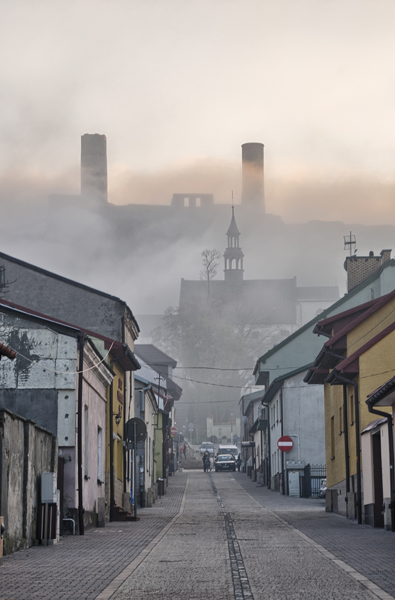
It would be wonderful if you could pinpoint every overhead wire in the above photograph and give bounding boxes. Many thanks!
[3,341,115,375]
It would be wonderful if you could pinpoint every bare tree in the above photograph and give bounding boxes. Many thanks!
[200,249,222,301]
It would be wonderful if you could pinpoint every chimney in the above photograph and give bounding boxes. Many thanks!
[81,134,108,204]
[241,142,264,211]
[344,249,392,292]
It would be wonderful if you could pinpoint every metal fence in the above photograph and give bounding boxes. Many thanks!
[303,464,326,498]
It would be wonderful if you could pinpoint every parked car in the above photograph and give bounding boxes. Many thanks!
[200,441,214,456]
[318,478,327,498]
[214,454,236,472]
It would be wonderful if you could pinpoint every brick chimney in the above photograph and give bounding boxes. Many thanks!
[344,249,392,292]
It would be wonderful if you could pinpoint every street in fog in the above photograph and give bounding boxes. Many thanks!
[1,466,394,600]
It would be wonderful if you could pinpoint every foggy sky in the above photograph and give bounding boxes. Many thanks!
[1,0,395,224]
[1,1,395,317]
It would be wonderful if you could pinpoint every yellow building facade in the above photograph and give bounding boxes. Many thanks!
[307,290,395,522]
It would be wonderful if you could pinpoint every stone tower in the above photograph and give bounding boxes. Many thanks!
[241,142,264,212]
[224,206,244,285]
[81,133,108,204]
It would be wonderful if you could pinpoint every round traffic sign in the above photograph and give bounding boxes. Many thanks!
[277,436,293,452]
[170,426,178,437]
[125,417,147,442]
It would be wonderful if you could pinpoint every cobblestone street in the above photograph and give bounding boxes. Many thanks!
[1,470,395,600]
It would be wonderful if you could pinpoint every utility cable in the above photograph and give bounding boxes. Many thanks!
[5,341,115,375]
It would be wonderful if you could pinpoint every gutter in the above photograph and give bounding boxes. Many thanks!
[109,343,129,520]
[332,374,362,524]
[77,333,85,535]
[343,385,350,494]
[366,402,395,533]
[280,388,285,496]
[261,401,271,489]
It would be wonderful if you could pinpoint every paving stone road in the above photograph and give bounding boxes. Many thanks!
[1,470,394,600]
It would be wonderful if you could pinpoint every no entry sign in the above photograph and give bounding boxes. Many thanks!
[277,436,293,452]
[170,426,178,437]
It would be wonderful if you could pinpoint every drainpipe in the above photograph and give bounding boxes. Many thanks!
[335,375,362,524]
[123,369,127,495]
[280,388,285,495]
[261,401,271,488]
[109,345,129,520]
[367,403,395,533]
[77,333,85,535]
[109,379,115,521]
[139,386,151,506]
[343,385,350,494]
[121,317,127,496]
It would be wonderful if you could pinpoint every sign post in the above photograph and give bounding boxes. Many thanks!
[277,436,294,452]
[125,418,147,520]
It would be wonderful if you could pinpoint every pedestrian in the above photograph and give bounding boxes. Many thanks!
[180,445,184,460]
[236,454,241,472]
[202,450,210,472]
[183,443,187,459]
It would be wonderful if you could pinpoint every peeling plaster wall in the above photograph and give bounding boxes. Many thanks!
[0,409,57,554]
[0,312,77,436]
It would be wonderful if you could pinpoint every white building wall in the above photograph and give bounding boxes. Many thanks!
[282,372,325,467]
[270,389,283,479]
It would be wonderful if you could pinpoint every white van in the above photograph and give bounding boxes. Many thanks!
[217,444,238,458]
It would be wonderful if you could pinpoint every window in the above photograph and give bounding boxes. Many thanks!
[339,406,343,434]
[330,416,335,460]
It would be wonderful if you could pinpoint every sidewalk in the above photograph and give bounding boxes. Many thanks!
[0,474,187,600]
[234,472,395,599]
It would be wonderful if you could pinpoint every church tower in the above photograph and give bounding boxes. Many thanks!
[224,205,244,285]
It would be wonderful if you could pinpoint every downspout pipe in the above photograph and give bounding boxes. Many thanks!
[261,401,271,489]
[138,386,152,506]
[366,402,395,533]
[343,385,350,494]
[109,379,115,521]
[77,333,85,535]
[335,375,362,524]
[109,344,129,520]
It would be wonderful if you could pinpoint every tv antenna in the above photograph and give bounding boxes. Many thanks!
[344,232,356,256]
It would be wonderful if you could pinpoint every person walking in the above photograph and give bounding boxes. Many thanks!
[202,450,211,472]
[183,443,187,459]
[236,454,241,472]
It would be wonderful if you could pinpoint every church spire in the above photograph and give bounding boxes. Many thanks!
[224,195,244,285]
